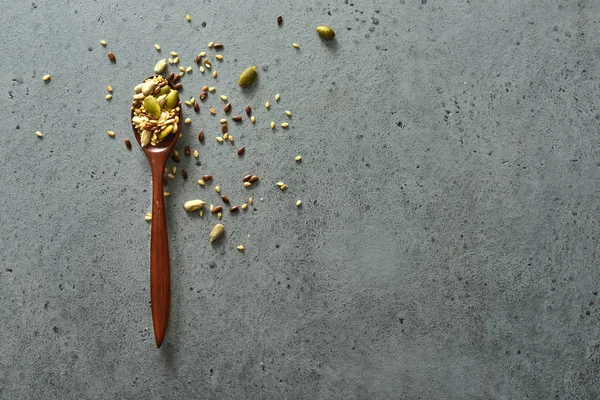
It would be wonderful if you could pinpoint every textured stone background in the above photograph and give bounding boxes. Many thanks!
[2,0,600,398]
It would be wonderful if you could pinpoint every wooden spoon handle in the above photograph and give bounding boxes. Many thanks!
[150,161,170,348]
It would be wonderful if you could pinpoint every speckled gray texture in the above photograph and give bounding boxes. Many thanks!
[2,0,600,398]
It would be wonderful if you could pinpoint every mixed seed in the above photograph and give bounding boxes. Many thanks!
[131,75,181,147]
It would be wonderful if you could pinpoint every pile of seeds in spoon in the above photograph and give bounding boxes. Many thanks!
[131,75,181,147]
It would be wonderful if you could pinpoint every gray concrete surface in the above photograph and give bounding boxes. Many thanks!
[1,0,599,398]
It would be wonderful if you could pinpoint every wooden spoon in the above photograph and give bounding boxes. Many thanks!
[130,76,182,348]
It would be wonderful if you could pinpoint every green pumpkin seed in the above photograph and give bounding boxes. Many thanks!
[316,26,336,39]
[158,85,171,96]
[157,124,173,140]
[164,90,179,110]
[143,96,161,118]
[238,66,257,87]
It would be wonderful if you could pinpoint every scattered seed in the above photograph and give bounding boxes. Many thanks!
[170,51,178,57]
[174,83,183,90]
[238,65,257,87]
[276,182,285,187]
[199,51,206,57]
[105,94,112,100]
[184,146,190,156]
[285,110,291,116]
[164,192,170,197]
[217,212,222,219]
[182,169,188,179]
[230,206,239,213]
[194,149,199,158]
[214,43,224,49]
[237,245,244,251]
[212,71,218,78]
[167,72,175,81]
[249,197,253,205]
[172,74,181,83]
[145,213,152,221]
[212,205,223,213]
[237,146,245,156]
[228,135,234,143]
[270,121,275,129]
[215,54,223,60]
[208,41,214,48]
[275,93,280,101]
[184,199,205,212]
[216,137,223,143]
[184,118,191,124]
[42,74,51,82]
[198,179,205,186]
[185,100,192,106]
[202,85,209,91]
[190,97,195,104]
[220,95,228,101]
[172,155,180,163]
[35,131,43,138]
[292,43,300,49]
[215,186,221,193]
[210,204,214,212]
[107,130,115,137]
[169,58,174,64]
[195,54,202,64]
[230,116,241,122]
[194,102,200,112]
[296,200,302,207]
[209,223,225,243]
[186,66,192,73]
[281,184,288,190]
[172,162,178,170]
[221,124,228,134]
[251,116,256,124]
[202,175,213,181]
[200,210,204,217]
[221,195,230,204]
[100,40,107,46]
[249,175,259,183]
[124,138,132,150]
[209,107,216,115]
[199,131,205,142]
[224,103,231,113]
[186,14,191,21]
[316,26,336,39]
[167,173,175,179]
[200,66,205,73]
[295,155,302,161]
[223,133,229,140]
[277,15,283,25]
[155,44,161,51]
[208,87,216,92]
[107,85,113,92]
[179,66,185,72]
[265,101,270,109]
[243,175,252,182]
[281,122,289,128]
[204,59,211,69]
[220,118,227,124]
[107,52,116,62]
[199,91,208,100]
[242,203,248,210]
[244,182,252,187]
[245,105,251,116]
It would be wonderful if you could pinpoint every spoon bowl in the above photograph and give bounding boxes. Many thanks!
[130,75,182,348]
